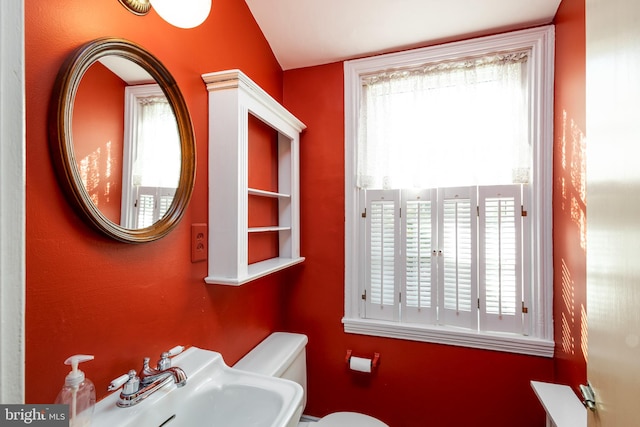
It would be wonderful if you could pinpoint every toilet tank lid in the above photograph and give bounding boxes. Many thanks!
[234,332,308,377]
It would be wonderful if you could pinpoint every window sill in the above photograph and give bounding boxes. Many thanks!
[342,317,554,358]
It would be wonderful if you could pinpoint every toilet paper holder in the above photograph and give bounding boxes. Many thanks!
[345,349,380,370]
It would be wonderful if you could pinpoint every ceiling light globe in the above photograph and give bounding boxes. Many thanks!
[150,0,211,28]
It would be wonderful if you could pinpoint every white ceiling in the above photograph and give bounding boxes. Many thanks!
[99,56,155,85]
[244,0,562,70]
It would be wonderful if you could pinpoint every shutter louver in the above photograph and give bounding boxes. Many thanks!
[442,199,472,312]
[365,190,400,321]
[370,200,395,305]
[137,194,155,228]
[484,197,517,315]
[438,187,478,329]
[479,185,523,333]
[402,189,437,323]
[158,194,173,220]
[405,201,431,307]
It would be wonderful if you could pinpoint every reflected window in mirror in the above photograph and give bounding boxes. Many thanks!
[121,84,181,228]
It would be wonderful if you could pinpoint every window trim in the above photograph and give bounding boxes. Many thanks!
[121,83,180,229]
[343,26,555,357]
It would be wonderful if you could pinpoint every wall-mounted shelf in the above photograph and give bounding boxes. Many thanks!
[248,188,291,198]
[201,69,306,286]
[248,226,291,233]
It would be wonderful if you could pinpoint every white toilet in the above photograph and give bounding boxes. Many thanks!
[234,332,389,427]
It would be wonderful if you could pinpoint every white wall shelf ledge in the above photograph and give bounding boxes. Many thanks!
[248,188,291,198]
[202,69,306,286]
[206,257,305,286]
[531,381,586,427]
[248,226,292,233]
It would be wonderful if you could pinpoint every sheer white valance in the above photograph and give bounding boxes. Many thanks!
[357,50,532,190]
[133,96,181,188]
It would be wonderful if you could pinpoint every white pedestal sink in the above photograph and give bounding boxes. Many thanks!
[92,347,304,427]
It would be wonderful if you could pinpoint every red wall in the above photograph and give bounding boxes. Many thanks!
[25,0,290,403]
[72,61,125,224]
[282,64,553,427]
[248,115,280,263]
[552,0,588,391]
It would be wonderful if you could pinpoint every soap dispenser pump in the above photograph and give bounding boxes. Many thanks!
[55,355,96,427]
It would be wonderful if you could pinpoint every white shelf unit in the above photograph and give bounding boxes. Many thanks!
[202,69,306,286]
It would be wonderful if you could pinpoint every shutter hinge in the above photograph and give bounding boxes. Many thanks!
[399,207,402,218]
[580,383,597,411]
[361,289,367,301]
[521,205,528,217]
[522,301,529,314]
[361,208,366,218]
[477,205,480,216]
[399,292,402,303]
[477,298,480,309]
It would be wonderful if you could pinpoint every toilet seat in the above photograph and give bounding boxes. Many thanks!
[315,412,388,427]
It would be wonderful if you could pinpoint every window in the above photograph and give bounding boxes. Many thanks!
[344,26,555,357]
[121,84,181,228]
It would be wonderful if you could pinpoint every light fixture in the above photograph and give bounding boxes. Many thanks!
[118,0,212,29]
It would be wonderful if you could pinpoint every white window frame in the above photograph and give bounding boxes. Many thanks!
[121,84,178,228]
[343,26,555,357]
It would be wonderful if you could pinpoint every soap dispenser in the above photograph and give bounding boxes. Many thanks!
[55,355,96,427]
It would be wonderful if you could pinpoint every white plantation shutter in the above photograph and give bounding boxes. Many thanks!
[478,185,524,333]
[365,190,400,321]
[401,189,437,323]
[438,187,478,329]
[137,193,155,228]
[158,192,173,219]
[135,186,175,228]
[361,185,528,336]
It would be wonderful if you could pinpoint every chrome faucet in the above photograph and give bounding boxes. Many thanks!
[139,356,187,386]
[108,346,187,408]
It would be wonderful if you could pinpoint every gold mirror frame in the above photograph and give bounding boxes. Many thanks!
[49,38,196,243]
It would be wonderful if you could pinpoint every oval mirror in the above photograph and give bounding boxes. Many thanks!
[49,38,196,243]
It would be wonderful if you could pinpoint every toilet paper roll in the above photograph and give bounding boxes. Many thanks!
[349,356,372,373]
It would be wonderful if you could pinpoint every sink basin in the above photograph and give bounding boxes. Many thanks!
[174,384,283,426]
[92,347,303,427]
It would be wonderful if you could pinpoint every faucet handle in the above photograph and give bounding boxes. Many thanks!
[108,370,140,395]
[158,345,184,370]
[108,373,129,391]
[165,345,185,357]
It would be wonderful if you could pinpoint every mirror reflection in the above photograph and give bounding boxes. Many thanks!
[72,56,181,230]
[50,38,195,243]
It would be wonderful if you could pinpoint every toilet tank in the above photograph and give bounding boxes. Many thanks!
[234,332,309,409]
